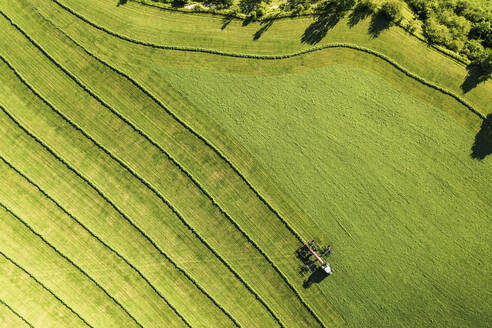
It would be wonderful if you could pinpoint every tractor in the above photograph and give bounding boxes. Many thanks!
[297,240,333,275]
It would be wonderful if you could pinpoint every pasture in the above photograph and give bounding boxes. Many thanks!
[0,0,490,327]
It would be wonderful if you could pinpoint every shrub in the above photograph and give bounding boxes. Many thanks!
[448,39,464,52]
[379,0,403,23]
[470,20,491,40]
[192,3,205,11]
[404,17,419,33]
[478,50,492,76]
[424,16,452,44]
[359,0,377,13]
[239,0,262,13]
[406,0,437,19]
[210,0,234,9]
[462,39,485,60]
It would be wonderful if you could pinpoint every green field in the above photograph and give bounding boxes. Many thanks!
[0,0,490,327]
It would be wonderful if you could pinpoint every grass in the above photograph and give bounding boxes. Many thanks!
[0,0,490,327]
[0,2,341,326]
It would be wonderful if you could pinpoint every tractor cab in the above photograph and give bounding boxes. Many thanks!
[321,263,333,275]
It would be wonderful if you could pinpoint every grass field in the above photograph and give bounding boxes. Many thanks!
[0,0,490,327]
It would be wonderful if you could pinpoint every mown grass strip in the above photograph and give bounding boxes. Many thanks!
[50,0,485,121]
[0,13,289,327]
[0,250,92,328]
[34,12,326,327]
[0,17,268,325]
[0,56,243,328]
[0,111,144,328]
[0,156,192,328]
[42,0,307,243]
[0,297,35,328]
[11,5,334,324]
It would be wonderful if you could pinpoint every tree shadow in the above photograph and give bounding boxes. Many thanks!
[116,0,127,6]
[461,64,491,93]
[368,11,390,38]
[221,15,234,30]
[471,114,492,160]
[303,267,329,288]
[242,15,255,26]
[301,2,352,44]
[347,1,373,28]
[253,19,274,40]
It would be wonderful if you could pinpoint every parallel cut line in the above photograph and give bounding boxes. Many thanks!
[0,120,144,328]
[49,0,485,120]
[26,8,328,326]
[0,155,192,328]
[0,13,284,327]
[0,50,245,328]
[0,250,92,328]
[0,297,35,328]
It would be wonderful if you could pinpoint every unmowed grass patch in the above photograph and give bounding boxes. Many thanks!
[157,64,492,327]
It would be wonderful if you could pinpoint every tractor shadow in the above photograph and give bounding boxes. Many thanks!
[303,267,329,288]
[461,64,490,93]
[116,0,127,6]
[471,114,492,160]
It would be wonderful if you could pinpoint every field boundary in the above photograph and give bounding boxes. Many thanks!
[51,0,484,121]
[0,55,243,328]
[0,197,143,328]
[0,220,94,328]
[0,14,283,326]
[130,0,470,65]
[29,10,333,326]
[43,0,311,242]
[0,155,192,328]
[0,297,35,328]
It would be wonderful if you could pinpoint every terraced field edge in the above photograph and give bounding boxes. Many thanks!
[50,0,483,119]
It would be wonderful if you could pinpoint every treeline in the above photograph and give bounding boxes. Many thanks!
[404,0,491,75]
[145,0,491,77]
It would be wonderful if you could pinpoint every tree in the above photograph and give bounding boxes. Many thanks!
[478,51,492,76]
[379,0,403,23]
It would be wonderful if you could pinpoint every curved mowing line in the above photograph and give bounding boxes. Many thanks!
[48,0,487,261]
[0,297,35,328]
[50,0,485,120]
[0,247,93,328]
[0,114,145,328]
[0,13,285,328]
[43,0,307,242]
[0,59,240,328]
[0,156,192,328]
[133,0,470,66]
[31,11,328,327]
